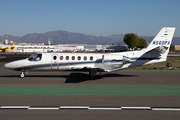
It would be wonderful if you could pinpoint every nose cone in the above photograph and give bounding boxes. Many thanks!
[4,63,11,69]
[4,60,25,70]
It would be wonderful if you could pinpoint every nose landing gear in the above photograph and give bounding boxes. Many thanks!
[20,72,24,78]
[20,71,28,78]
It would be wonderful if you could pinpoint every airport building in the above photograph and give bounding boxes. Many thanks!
[0,43,128,53]
[84,45,106,52]
[11,44,127,53]
[105,45,128,52]
[10,43,85,53]
[1,39,128,53]
[4,39,8,44]
[175,45,180,51]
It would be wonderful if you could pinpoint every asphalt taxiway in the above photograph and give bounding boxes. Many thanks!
[0,110,180,120]
[0,67,180,106]
[0,53,180,120]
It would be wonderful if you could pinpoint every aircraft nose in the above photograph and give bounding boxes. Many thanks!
[4,63,11,69]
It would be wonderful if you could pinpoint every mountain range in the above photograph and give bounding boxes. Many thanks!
[0,30,180,45]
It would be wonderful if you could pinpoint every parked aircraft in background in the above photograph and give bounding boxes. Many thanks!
[0,44,15,52]
[4,27,175,79]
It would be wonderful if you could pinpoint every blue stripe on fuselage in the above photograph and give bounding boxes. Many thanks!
[12,57,161,71]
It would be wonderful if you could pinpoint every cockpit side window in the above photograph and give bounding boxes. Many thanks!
[28,53,36,61]
[28,53,42,61]
[35,54,42,61]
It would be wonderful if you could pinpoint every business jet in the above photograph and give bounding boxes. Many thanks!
[4,27,175,79]
[0,44,15,52]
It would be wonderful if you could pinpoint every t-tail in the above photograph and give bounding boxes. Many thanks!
[10,44,15,50]
[143,27,175,61]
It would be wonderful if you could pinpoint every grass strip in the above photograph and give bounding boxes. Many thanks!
[0,86,180,96]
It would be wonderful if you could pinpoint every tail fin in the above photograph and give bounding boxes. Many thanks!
[144,27,175,59]
[10,44,15,50]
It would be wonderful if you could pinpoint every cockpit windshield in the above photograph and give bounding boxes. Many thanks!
[28,53,42,61]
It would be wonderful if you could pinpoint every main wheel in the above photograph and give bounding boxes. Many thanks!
[89,69,97,80]
[90,75,95,80]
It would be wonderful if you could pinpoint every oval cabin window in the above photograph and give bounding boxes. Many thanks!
[66,56,69,60]
[84,56,87,61]
[78,56,81,60]
[60,56,63,60]
[53,56,57,60]
[90,56,93,61]
[72,56,75,60]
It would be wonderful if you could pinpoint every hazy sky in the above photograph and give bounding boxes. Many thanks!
[0,0,180,37]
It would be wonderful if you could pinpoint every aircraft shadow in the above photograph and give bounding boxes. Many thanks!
[65,73,138,83]
[0,73,138,83]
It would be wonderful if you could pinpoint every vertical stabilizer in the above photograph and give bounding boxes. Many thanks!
[10,44,15,50]
[145,27,175,59]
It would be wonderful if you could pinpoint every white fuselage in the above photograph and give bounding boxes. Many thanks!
[4,51,165,72]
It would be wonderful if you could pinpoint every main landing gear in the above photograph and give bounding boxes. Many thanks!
[89,69,97,80]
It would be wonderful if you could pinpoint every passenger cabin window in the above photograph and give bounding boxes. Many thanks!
[60,56,63,60]
[84,56,87,61]
[78,56,81,60]
[72,56,75,60]
[66,56,69,60]
[28,53,42,61]
[90,56,93,61]
[53,56,57,60]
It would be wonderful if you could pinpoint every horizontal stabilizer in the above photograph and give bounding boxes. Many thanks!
[146,46,168,54]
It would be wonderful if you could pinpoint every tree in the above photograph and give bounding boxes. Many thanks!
[137,38,147,49]
[170,44,175,51]
[123,33,139,49]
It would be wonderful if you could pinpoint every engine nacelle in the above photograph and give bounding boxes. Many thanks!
[102,54,136,65]
[102,55,123,65]
[123,56,136,63]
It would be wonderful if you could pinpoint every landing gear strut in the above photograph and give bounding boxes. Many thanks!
[89,69,97,80]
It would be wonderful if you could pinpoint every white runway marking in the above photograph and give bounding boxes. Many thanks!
[89,107,122,110]
[0,106,180,111]
[60,106,89,109]
[0,106,29,109]
[28,107,59,110]
[152,108,180,111]
[121,107,151,110]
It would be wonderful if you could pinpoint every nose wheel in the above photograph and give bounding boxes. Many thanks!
[20,71,28,78]
[20,72,25,78]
